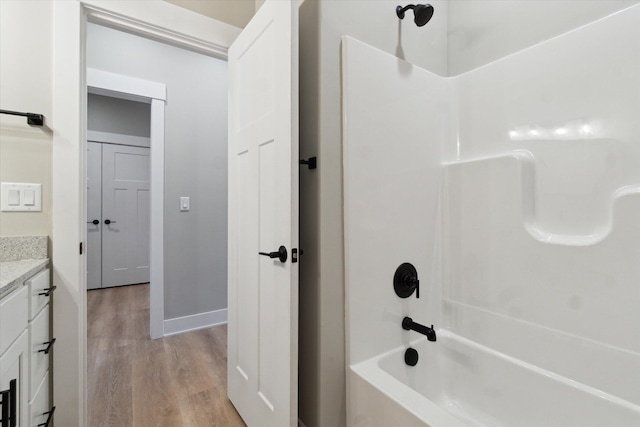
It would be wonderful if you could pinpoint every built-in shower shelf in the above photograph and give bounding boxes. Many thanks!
[444,152,640,246]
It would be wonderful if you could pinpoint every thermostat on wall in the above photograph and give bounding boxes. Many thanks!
[1,182,42,212]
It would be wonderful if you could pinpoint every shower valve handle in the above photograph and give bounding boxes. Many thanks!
[403,274,419,298]
[394,263,419,299]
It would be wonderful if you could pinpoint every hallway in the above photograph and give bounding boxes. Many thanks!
[87,284,245,426]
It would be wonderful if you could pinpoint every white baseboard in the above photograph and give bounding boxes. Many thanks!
[163,308,227,337]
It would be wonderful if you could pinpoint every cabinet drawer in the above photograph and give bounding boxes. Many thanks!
[29,304,50,400]
[30,371,52,427]
[0,285,28,356]
[27,268,50,320]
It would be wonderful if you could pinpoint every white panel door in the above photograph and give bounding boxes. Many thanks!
[86,141,102,290]
[227,0,299,426]
[101,143,151,287]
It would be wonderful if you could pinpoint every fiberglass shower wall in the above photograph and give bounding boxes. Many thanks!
[443,5,640,405]
[344,1,640,410]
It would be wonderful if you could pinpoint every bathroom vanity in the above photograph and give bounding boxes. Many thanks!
[0,236,54,427]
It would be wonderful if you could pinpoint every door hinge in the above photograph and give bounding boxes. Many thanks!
[79,242,83,255]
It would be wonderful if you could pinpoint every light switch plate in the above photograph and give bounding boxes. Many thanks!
[1,182,42,212]
[180,196,190,212]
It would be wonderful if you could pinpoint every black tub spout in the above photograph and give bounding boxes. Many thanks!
[402,317,436,341]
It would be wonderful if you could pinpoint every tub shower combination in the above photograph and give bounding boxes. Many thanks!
[343,4,640,427]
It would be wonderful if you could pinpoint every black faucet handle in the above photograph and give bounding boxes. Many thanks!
[394,263,419,299]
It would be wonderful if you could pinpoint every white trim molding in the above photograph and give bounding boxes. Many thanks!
[149,98,165,340]
[88,68,167,101]
[163,309,228,337]
[87,130,150,148]
[82,0,240,59]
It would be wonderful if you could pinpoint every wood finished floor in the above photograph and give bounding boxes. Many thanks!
[87,284,245,427]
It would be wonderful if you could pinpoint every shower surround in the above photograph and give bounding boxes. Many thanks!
[343,5,640,427]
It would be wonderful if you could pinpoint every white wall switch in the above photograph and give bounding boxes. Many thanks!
[1,182,42,212]
[8,189,20,206]
[180,196,190,212]
[23,189,35,205]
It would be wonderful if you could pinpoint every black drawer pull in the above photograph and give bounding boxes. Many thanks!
[38,338,56,355]
[0,387,7,427]
[37,406,55,427]
[38,286,57,297]
[9,379,15,427]
[0,379,16,427]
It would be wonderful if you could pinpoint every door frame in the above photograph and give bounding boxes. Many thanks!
[87,68,166,337]
[52,2,240,425]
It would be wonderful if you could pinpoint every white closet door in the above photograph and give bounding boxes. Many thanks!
[101,143,151,287]
[227,0,299,426]
[86,142,103,290]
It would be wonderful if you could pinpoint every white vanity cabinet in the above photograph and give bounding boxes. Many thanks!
[26,269,54,427]
[0,267,54,427]
[0,286,29,427]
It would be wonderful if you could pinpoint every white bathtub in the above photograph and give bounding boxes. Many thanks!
[349,331,640,427]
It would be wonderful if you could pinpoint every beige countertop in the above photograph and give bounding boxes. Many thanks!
[0,258,49,300]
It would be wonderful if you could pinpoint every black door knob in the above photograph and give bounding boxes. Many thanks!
[92,219,99,225]
[259,245,288,263]
[104,219,111,225]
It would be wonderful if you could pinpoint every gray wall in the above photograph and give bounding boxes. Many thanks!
[87,94,151,137]
[87,23,228,319]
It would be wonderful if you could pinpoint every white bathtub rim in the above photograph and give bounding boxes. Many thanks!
[351,361,471,427]
[352,330,640,427]
[439,331,640,416]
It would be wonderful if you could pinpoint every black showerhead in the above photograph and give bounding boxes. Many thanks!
[396,4,434,27]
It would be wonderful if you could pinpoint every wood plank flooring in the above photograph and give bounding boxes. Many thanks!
[87,284,245,427]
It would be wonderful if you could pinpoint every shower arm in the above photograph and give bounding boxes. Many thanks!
[396,4,415,19]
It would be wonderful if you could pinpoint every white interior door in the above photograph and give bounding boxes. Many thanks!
[101,143,151,287]
[86,141,102,290]
[227,0,299,426]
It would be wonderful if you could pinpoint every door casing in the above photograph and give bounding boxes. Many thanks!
[51,2,240,425]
